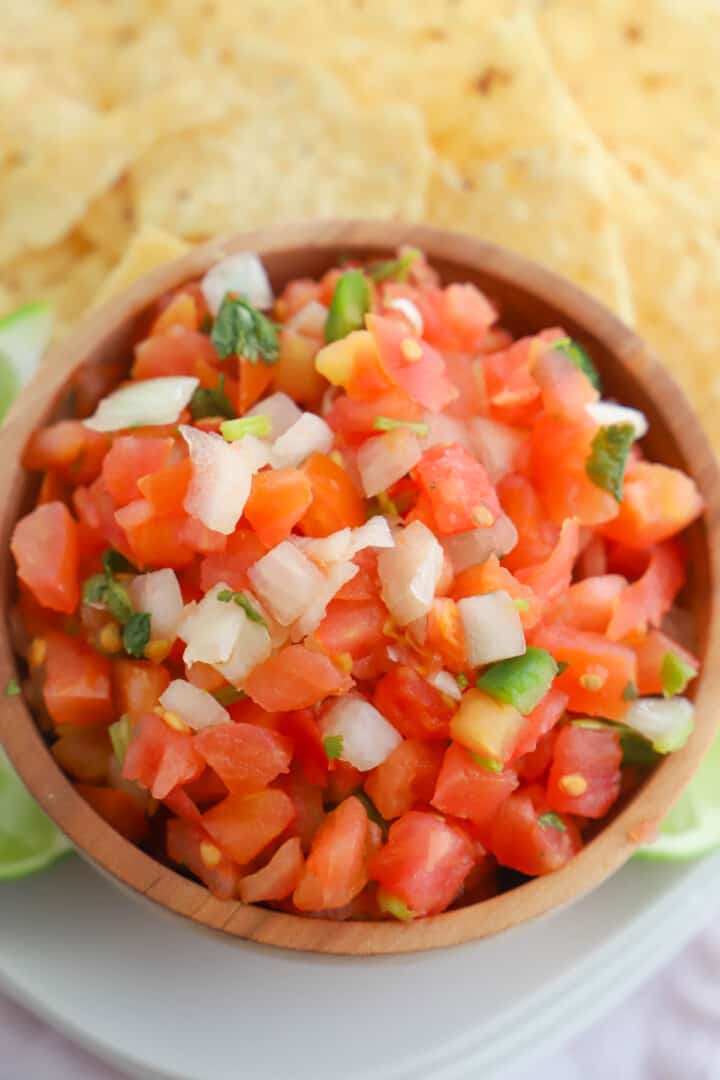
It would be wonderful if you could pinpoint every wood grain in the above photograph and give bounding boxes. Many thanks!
[1,221,719,955]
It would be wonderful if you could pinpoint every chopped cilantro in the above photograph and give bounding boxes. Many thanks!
[622,680,639,701]
[102,549,137,575]
[109,716,132,766]
[4,677,20,697]
[373,415,429,437]
[324,270,371,343]
[189,373,236,420]
[323,734,344,760]
[212,686,247,706]
[104,578,134,625]
[211,295,279,364]
[455,673,469,690]
[586,423,635,502]
[216,589,267,626]
[470,753,503,772]
[538,812,567,832]
[661,651,697,698]
[82,573,108,605]
[553,336,602,391]
[620,729,659,769]
[122,612,151,658]
[220,414,272,441]
[367,248,420,284]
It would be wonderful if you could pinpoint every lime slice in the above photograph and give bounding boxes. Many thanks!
[0,746,72,879]
[0,301,54,421]
[636,732,720,860]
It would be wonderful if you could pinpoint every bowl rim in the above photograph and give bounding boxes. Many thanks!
[2,219,719,955]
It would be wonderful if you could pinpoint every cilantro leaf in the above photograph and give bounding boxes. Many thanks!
[323,734,344,760]
[620,729,659,768]
[82,573,109,605]
[538,812,567,832]
[216,589,267,627]
[5,677,20,696]
[189,373,236,420]
[102,549,137,575]
[586,423,635,501]
[367,248,420,283]
[122,612,151,658]
[553,337,602,391]
[211,295,279,364]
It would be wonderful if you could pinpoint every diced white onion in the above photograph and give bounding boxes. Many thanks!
[180,425,264,535]
[212,592,273,683]
[296,515,394,566]
[385,298,423,336]
[441,514,518,573]
[248,541,326,626]
[467,417,524,482]
[201,252,273,315]
[84,376,198,432]
[291,561,359,641]
[322,697,402,771]
[129,569,184,642]
[420,413,473,452]
[178,583,246,667]
[159,679,230,731]
[428,670,462,701]
[270,412,334,469]
[458,591,526,666]
[378,520,444,626]
[246,391,302,440]
[586,400,648,439]
[357,429,422,498]
[623,697,694,754]
[287,300,328,337]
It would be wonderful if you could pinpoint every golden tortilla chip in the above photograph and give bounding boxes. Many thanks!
[94,225,190,306]
[0,233,110,326]
[78,180,135,261]
[0,61,96,169]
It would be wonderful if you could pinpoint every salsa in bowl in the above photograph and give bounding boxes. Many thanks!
[1,223,717,953]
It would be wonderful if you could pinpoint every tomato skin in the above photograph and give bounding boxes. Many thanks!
[132,326,219,380]
[370,810,475,916]
[431,744,519,834]
[137,457,192,516]
[199,528,266,594]
[607,541,685,642]
[498,473,559,572]
[44,631,114,727]
[11,501,80,614]
[634,630,699,696]
[532,625,636,721]
[315,597,388,659]
[367,313,457,413]
[122,712,204,800]
[193,723,293,795]
[412,443,501,535]
[278,709,328,787]
[373,666,452,741]
[75,783,149,844]
[243,645,353,712]
[546,726,622,819]
[112,659,171,717]
[115,500,195,569]
[73,477,132,559]
[298,453,365,536]
[237,357,273,414]
[490,786,581,876]
[600,461,703,548]
[202,789,296,866]
[545,574,627,634]
[244,467,313,547]
[426,598,467,670]
[239,837,305,903]
[293,796,372,912]
[166,818,237,900]
[516,517,581,609]
[529,415,619,526]
[276,766,325,851]
[101,436,173,507]
[511,688,569,761]
[365,740,445,820]
[326,389,423,445]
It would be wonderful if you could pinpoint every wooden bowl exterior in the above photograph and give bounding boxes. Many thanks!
[1,221,719,955]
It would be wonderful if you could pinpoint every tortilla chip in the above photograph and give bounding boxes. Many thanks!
[0,234,110,326]
[0,61,96,169]
[93,225,190,306]
[78,180,135,261]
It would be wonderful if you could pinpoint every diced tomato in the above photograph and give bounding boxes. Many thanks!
[150,291,201,336]
[274,329,327,407]
[199,528,266,593]
[367,313,457,412]
[202,789,296,866]
[179,516,227,555]
[426,598,467,670]
[163,786,203,825]
[326,389,423,445]
[634,629,699,696]
[298,453,365,536]
[511,688,569,760]
[515,730,559,782]
[516,517,580,609]
[243,645,353,711]
[194,723,293,795]
[277,766,326,850]
[373,666,452,741]
[244,468,312,547]
[101,436,173,507]
[498,473,559,572]
[132,326,219,381]
[431,744,519,834]
[122,712,203,799]
[452,557,540,630]
[75,783,148,844]
[437,283,497,351]
[73,477,132,558]
[531,340,598,419]
[345,331,395,399]
[490,785,581,875]
[44,631,113,727]
[166,818,237,900]
[577,533,608,578]
[137,458,192,516]
[115,500,195,569]
[532,625,636,721]
[183,767,229,806]
[483,336,542,426]
[239,837,305,903]
[112,659,171,717]
[411,443,501,534]
[325,761,364,804]
[600,461,703,548]
[236,356,274,414]
[37,470,68,506]
[547,725,622,819]
[11,502,79,614]
[278,709,328,786]
[275,277,322,320]
[545,574,627,633]
[293,796,371,911]
[22,420,109,484]
[52,726,111,783]
[607,541,685,641]
[365,740,444,820]
[529,415,619,526]
[315,597,388,659]
[370,810,475,916]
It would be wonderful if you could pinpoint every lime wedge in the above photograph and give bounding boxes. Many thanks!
[0,746,72,879]
[0,301,54,421]
[636,732,720,860]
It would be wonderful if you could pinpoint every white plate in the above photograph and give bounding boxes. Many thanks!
[2,851,720,1080]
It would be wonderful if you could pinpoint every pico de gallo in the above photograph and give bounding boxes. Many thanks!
[9,248,704,920]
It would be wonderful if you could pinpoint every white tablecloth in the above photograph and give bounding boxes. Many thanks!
[2,920,719,1080]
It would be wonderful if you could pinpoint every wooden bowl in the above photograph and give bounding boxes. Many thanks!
[1,221,719,955]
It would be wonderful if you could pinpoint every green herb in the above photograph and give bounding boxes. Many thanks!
[354,791,389,837]
[102,549,137,575]
[661,651,697,699]
[470,753,503,772]
[189,374,236,420]
[553,336,602,391]
[538,812,567,832]
[367,248,420,284]
[377,890,417,922]
[323,734,344,760]
[220,414,272,441]
[622,680,639,701]
[4,677,20,697]
[586,423,635,502]
[211,295,279,364]
[82,573,109,605]
[324,270,371,343]
[373,415,430,437]
[620,729,659,769]
[104,578,134,625]
[109,716,132,766]
[212,686,247,706]
[216,589,267,626]
[476,647,559,715]
[122,612,151,658]
[557,661,569,675]
[455,673,469,690]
